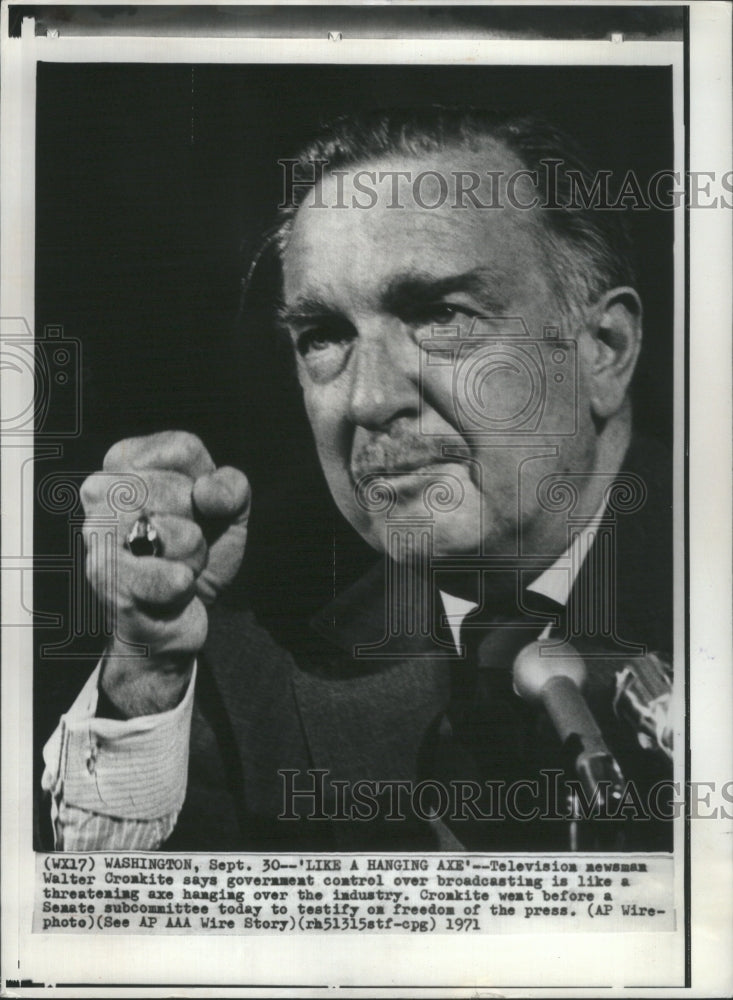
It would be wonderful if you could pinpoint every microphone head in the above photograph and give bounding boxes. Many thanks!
[613,652,673,758]
[513,639,587,702]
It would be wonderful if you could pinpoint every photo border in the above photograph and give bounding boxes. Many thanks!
[1,3,730,996]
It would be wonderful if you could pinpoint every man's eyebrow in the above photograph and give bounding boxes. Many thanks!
[382,268,508,315]
[276,267,509,330]
[276,296,337,329]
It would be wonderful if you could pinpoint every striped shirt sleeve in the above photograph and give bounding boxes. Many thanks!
[41,661,196,852]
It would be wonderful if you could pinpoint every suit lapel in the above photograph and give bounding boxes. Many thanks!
[291,659,448,786]
[293,560,451,786]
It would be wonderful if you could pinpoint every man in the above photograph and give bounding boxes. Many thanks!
[41,110,673,852]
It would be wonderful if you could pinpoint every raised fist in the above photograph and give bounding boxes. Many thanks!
[80,431,250,716]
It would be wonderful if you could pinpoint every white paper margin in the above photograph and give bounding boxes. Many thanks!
[1,2,730,996]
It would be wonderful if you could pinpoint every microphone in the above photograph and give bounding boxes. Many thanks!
[613,652,673,761]
[513,639,625,813]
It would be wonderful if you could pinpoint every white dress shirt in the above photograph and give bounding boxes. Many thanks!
[42,505,606,851]
[440,501,606,646]
[42,663,196,850]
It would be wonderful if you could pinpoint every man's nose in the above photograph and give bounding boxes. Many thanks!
[345,323,418,430]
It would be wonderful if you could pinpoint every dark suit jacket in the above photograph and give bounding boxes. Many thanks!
[164,438,674,853]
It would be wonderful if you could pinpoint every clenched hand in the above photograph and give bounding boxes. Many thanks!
[80,431,250,716]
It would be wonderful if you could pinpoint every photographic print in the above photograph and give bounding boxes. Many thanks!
[1,3,731,996]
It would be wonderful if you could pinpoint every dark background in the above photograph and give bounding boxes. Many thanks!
[34,62,675,755]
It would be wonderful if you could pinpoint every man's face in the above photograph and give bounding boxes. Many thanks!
[281,145,599,560]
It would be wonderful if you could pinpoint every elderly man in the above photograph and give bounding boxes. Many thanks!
[42,110,672,852]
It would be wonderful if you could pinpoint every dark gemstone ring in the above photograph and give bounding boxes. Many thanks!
[124,514,162,558]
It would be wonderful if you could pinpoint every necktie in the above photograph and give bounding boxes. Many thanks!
[421,588,567,849]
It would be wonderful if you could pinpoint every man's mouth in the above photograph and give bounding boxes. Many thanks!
[353,457,456,478]
[350,450,472,484]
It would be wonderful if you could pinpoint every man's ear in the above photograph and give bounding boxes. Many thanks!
[583,286,643,420]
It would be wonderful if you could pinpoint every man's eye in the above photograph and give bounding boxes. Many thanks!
[412,303,475,326]
[296,326,348,356]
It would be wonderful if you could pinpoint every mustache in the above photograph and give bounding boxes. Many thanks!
[350,428,469,481]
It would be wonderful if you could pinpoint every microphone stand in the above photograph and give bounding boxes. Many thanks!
[513,639,627,851]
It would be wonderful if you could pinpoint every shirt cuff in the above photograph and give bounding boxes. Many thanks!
[42,660,196,821]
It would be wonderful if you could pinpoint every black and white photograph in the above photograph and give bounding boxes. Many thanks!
[34,54,679,858]
[1,2,731,996]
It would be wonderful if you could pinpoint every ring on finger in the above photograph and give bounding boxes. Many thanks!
[125,513,163,558]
